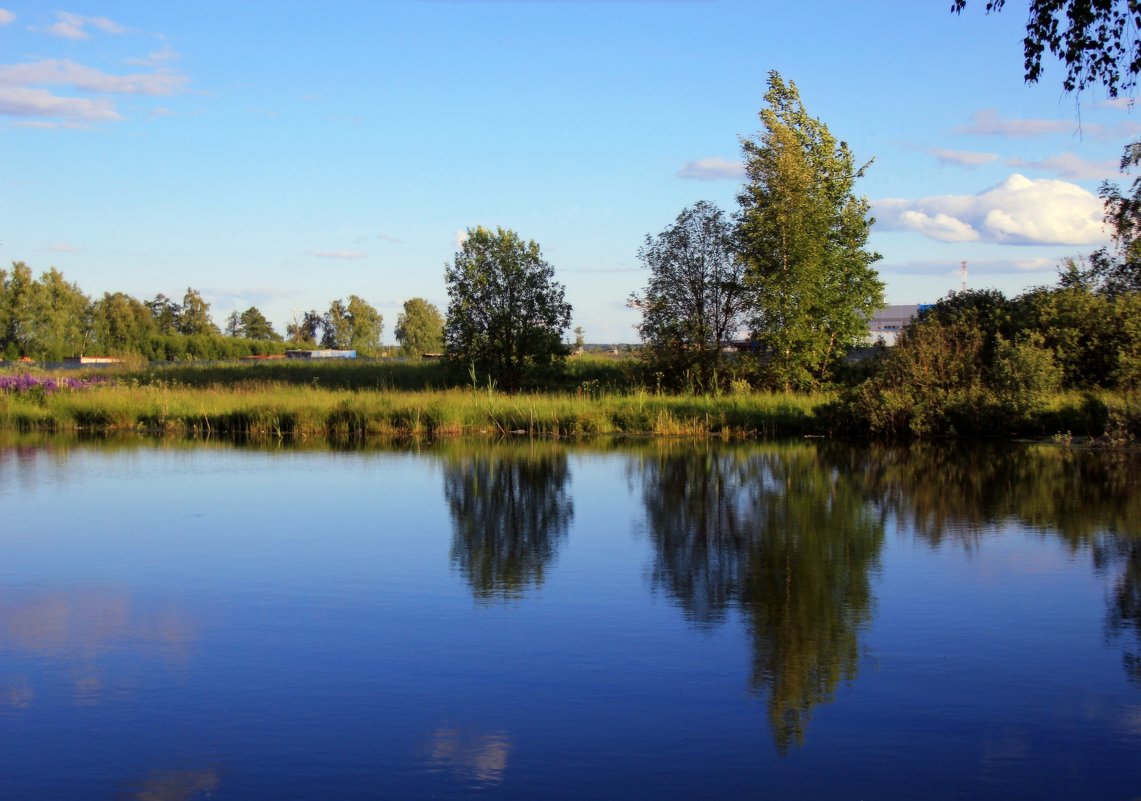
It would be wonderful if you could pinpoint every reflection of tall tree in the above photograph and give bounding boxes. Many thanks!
[640,444,884,751]
[444,445,573,601]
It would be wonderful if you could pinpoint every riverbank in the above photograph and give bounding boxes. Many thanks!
[0,361,1136,441]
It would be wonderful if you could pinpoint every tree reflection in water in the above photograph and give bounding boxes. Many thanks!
[443,443,573,602]
[638,443,885,752]
[638,440,1141,750]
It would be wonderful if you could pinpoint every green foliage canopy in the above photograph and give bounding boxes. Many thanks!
[630,201,750,390]
[394,297,445,357]
[737,72,884,391]
[444,226,572,390]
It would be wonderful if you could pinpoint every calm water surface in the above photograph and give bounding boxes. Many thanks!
[0,436,1138,800]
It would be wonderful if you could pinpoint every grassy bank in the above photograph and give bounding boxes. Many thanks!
[2,359,1137,442]
[0,380,827,438]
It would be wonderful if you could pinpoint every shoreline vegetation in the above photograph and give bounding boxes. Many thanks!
[0,357,1136,445]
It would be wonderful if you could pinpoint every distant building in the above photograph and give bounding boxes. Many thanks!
[867,304,931,346]
[284,349,358,359]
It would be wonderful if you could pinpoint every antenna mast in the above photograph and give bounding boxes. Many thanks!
[960,260,968,293]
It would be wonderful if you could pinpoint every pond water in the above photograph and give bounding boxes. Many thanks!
[0,436,1138,800]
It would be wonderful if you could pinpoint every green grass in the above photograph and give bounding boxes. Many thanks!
[0,378,828,440]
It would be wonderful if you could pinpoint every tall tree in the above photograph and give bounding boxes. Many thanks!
[444,226,572,390]
[321,296,382,352]
[91,292,157,355]
[394,297,445,357]
[286,309,323,346]
[630,201,750,389]
[238,306,281,341]
[737,72,884,391]
[177,288,219,336]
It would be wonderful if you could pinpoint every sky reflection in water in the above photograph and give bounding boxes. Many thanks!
[0,437,1137,800]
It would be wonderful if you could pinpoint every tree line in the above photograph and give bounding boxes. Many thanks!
[0,264,452,361]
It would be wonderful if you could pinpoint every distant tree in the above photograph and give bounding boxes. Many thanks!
[346,295,383,353]
[394,297,445,357]
[629,201,750,389]
[147,294,181,335]
[90,292,157,355]
[286,309,323,346]
[178,288,219,336]
[737,72,884,391]
[38,268,91,358]
[224,310,242,337]
[321,296,382,353]
[0,263,90,359]
[573,326,585,352]
[444,226,572,390]
[238,306,281,341]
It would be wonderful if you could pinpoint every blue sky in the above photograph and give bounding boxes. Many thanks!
[1,1,1136,342]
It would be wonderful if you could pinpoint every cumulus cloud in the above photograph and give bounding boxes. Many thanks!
[1005,152,1118,181]
[678,157,746,181]
[312,250,367,260]
[0,9,14,25]
[873,174,1107,246]
[928,148,998,167]
[453,229,469,250]
[46,11,123,40]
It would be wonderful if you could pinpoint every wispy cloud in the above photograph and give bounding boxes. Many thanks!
[678,157,745,181]
[1005,153,1118,181]
[956,107,1141,140]
[376,232,403,244]
[928,147,999,167]
[0,60,188,95]
[0,58,189,125]
[126,44,181,68]
[0,86,120,121]
[43,241,82,252]
[874,174,1107,246]
[0,9,14,25]
[46,11,124,40]
[312,250,367,260]
[956,109,1075,138]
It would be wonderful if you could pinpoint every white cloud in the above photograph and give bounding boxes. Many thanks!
[0,60,188,96]
[956,107,1141,141]
[0,9,14,25]
[127,45,181,68]
[46,11,123,40]
[0,86,120,121]
[0,58,188,125]
[453,229,469,250]
[312,250,367,260]
[955,109,1075,138]
[1099,97,1135,110]
[874,174,1107,246]
[44,242,81,252]
[678,157,746,181]
[928,148,998,167]
[1005,153,1118,181]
